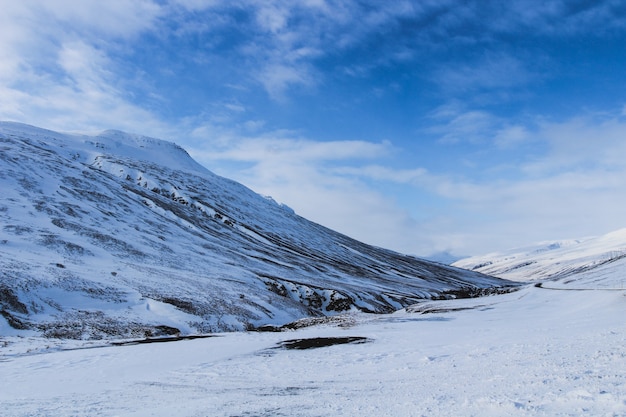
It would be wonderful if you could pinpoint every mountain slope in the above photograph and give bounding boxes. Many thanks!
[0,122,514,339]
[453,228,626,282]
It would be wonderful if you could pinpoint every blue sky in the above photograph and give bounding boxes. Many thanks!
[2,0,626,257]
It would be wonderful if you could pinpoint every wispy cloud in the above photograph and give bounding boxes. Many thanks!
[430,110,498,145]
[0,0,167,133]
[370,110,626,252]
[434,52,536,95]
[200,136,391,162]
[524,112,626,174]
[256,63,316,101]
[425,102,537,151]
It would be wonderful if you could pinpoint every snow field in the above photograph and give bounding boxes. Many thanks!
[1,284,624,416]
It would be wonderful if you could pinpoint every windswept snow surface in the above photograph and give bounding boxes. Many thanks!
[0,121,512,338]
[0,272,624,416]
[453,228,626,282]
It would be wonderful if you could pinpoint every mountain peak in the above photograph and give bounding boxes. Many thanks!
[0,122,207,174]
[92,129,207,174]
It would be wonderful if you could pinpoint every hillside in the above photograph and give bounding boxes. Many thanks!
[0,122,513,339]
[453,228,626,282]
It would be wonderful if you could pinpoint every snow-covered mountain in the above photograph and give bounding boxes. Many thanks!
[453,228,626,283]
[0,122,514,339]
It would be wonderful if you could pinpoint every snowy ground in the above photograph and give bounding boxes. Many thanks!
[1,279,624,417]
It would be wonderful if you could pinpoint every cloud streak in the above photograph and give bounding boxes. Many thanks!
[0,0,168,133]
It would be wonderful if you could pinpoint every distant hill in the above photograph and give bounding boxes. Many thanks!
[453,229,626,283]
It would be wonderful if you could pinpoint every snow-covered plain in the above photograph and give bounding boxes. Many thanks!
[1,270,624,417]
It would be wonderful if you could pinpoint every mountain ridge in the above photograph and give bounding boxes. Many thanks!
[0,122,514,339]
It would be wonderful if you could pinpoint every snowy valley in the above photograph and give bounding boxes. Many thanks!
[1,244,624,416]
[0,122,624,416]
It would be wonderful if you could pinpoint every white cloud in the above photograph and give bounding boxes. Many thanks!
[333,165,429,184]
[192,134,391,163]
[255,3,290,33]
[420,111,626,253]
[36,0,163,39]
[58,42,112,91]
[430,109,498,144]
[0,0,170,134]
[169,0,221,11]
[426,105,536,149]
[493,125,531,148]
[256,63,315,101]
[524,113,626,175]
[436,53,533,94]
